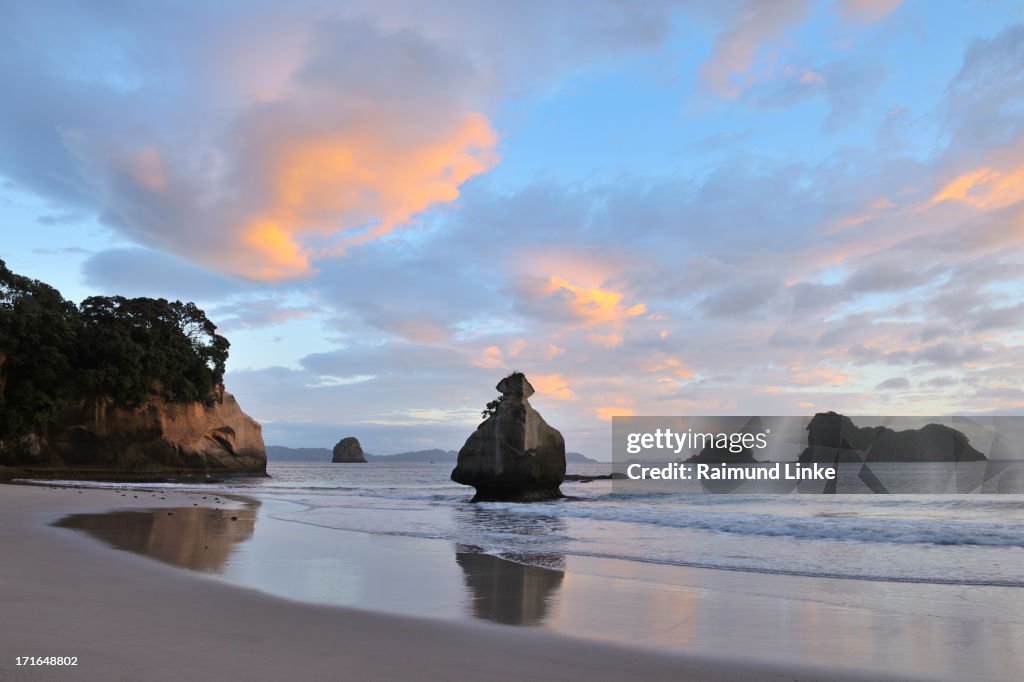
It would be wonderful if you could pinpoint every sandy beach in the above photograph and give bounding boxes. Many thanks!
[0,483,943,682]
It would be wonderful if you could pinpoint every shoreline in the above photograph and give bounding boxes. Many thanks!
[1,483,1013,681]
[0,483,885,682]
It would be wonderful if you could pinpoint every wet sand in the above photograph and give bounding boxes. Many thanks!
[0,483,1008,681]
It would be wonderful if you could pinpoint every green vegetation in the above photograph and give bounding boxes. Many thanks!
[481,396,503,419]
[0,260,229,442]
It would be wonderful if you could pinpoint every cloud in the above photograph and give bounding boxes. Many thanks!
[596,405,636,421]
[763,58,887,131]
[6,5,1024,457]
[209,300,316,331]
[531,374,576,400]
[699,277,782,317]
[81,248,244,301]
[942,24,1024,159]
[537,276,646,326]
[931,165,1024,211]
[59,17,501,282]
[835,0,903,24]
[471,346,507,369]
[876,376,910,390]
[701,0,809,98]
[0,2,683,282]
[921,376,957,389]
[844,258,930,293]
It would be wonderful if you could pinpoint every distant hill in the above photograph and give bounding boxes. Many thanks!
[267,445,598,464]
[368,449,456,463]
[565,452,599,463]
[266,445,331,462]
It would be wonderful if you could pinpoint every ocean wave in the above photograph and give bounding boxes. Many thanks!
[475,500,1024,547]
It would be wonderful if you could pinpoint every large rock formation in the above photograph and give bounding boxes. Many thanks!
[0,391,266,479]
[332,436,366,463]
[798,412,987,463]
[451,373,566,502]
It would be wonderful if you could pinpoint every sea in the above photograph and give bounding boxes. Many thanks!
[51,460,1024,587]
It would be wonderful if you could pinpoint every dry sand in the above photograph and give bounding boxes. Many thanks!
[0,483,923,681]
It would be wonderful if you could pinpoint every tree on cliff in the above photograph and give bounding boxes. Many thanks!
[77,296,229,404]
[0,260,79,438]
[0,260,230,443]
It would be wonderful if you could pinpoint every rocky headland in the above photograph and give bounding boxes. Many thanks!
[0,260,266,480]
[0,386,266,481]
[798,412,987,463]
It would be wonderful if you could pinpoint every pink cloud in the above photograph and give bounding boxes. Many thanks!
[701,0,808,98]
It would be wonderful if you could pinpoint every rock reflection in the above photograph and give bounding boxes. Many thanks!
[452,504,569,625]
[455,546,565,626]
[54,503,258,573]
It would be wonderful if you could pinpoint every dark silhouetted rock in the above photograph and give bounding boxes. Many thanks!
[332,436,366,463]
[798,412,987,463]
[451,372,566,501]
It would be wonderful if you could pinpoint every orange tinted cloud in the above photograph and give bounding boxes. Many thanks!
[596,406,636,421]
[531,374,576,400]
[237,112,498,280]
[472,346,506,369]
[931,166,1024,211]
[240,219,313,281]
[544,276,646,325]
[645,357,695,379]
[586,333,624,348]
[788,365,852,386]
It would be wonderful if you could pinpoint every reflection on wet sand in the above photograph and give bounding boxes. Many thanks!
[54,503,259,573]
[451,503,568,625]
[455,547,565,626]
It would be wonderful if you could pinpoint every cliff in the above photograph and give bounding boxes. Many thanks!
[798,412,987,463]
[0,390,266,479]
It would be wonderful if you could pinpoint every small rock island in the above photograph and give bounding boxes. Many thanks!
[451,372,566,502]
[332,436,367,463]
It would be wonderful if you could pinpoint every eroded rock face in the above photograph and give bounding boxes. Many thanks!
[798,412,987,463]
[332,436,366,463]
[1,391,266,478]
[451,373,566,502]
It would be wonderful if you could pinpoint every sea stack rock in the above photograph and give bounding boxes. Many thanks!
[332,437,366,463]
[451,372,566,502]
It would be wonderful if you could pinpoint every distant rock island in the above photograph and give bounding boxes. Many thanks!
[332,437,366,463]
[0,260,265,479]
[266,446,597,464]
[798,412,987,463]
[451,372,566,502]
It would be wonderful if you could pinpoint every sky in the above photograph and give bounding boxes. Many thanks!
[1,0,1023,459]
